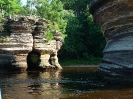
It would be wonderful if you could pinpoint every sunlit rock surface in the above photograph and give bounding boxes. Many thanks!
[90,0,133,83]
[0,16,63,71]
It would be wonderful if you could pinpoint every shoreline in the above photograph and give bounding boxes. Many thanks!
[62,65,99,68]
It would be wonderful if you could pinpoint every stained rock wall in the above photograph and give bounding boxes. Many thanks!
[0,16,63,71]
[90,0,133,83]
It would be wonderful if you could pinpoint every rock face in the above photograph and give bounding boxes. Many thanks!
[90,0,133,83]
[0,16,63,71]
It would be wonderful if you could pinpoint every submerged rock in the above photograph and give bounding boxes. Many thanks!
[0,16,63,71]
[90,0,133,83]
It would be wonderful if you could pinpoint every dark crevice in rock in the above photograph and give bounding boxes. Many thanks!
[27,50,41,70]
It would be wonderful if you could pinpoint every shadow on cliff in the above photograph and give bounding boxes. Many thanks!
[27,50,41,70]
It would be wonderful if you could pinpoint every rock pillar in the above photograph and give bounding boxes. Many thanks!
[32,19,63,69]
[90,0,133,83]
[0,17,33,71]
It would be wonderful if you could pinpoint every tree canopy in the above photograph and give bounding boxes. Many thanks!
[59,0,106,59]
[0,0,22,18]
[20,0,69,39]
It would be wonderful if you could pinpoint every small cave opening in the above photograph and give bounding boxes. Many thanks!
[27,50,41,70]
[49,54,56,66]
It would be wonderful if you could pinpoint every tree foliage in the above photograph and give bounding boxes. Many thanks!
[35,0,67,37]
[20,0,68,39]
[59,0,106,59]
[0,0,22,18]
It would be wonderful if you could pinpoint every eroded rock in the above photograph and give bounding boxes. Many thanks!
[90,0,133,83]
[0,16,63,71]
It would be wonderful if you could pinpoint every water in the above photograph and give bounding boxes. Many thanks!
[0,67,133,99]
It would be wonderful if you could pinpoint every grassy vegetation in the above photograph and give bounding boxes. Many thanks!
[59,56,102,66]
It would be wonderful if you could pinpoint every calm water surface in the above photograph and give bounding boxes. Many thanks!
[0,67,133,99]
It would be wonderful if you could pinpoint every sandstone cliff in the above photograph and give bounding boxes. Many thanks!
[90,0,133,83]
[0,16,63,71]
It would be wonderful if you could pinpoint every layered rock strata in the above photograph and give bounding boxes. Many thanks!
[0,16,63,71]
[90,0,133,83]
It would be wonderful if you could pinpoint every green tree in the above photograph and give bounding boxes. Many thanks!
[59,0,105,59]
[35,0,67,35]
[20,0,37,15]
[21,0,68,40]
[0,0,22,18]
[59,12,86,59]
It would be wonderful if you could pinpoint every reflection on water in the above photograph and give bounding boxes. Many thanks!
[0,70,63,99]
[0,67,133,99]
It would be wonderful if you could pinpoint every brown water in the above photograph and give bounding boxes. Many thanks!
[0,67,133,99]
